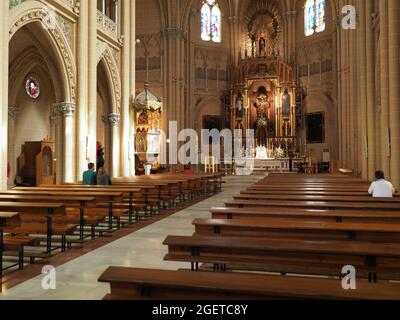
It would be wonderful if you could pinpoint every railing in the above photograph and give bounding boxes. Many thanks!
[97,10,118,39]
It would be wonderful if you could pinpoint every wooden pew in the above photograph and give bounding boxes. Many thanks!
[13,188,126,229]
[35,184,163,215]
[0,202,69,253]
[243,189,400,197]
[193,218,400,242]
[210,207,400,223]
[5,188,145,223]
[98,267,400,300]
[225,199,400,211]
[234,194,400,203]
[0,194,103,240]
[163,235,400,281]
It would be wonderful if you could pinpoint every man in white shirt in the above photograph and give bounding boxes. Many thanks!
[368,170,395,198]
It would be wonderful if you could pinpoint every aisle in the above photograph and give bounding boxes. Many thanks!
[0,175,261,300]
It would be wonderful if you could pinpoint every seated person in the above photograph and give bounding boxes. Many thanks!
[368,170,395,198]
[82,163,97,185]
[97,167,112,185]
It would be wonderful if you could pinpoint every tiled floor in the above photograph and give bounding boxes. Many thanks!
[0,175,262,300]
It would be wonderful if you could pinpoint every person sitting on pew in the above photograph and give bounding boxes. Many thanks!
[97,167,112,185]
[368,170,395,198]
[83,163,97,186]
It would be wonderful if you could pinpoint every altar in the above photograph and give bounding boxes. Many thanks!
[229,14,302,160]
[234,157,304,174]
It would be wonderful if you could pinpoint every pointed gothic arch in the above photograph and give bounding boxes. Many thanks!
[9,1,77,103]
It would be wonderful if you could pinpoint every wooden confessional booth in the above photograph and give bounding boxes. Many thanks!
[16,139,56,186]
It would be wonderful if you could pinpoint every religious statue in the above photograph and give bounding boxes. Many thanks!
[236,93,244,118]
[249,33,256,57]
[96,142,105,171]
[259,37,266,57]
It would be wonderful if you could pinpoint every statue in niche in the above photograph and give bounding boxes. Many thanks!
[254,86,274,123]
[259,37,266,57]
[249,33,256,57]
[236,93,244,118]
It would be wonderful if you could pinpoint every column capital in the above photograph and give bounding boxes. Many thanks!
[54,102,76,116]
[102,113,121,126]
[8,107,19,119]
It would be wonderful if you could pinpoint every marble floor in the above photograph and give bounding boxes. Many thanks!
[0,175,262,300]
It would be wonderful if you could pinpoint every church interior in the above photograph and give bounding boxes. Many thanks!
[0,0,400,302]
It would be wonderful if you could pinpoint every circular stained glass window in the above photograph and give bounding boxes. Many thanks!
[26,77,40,99]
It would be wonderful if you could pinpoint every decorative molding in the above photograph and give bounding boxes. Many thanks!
[99,44,122,114]
[97,9,118,39]
[8,107,19,119]
[9,7,77,103]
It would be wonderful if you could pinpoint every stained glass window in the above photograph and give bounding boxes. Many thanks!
[315,0,326,33]
[304,0,325,37]
[201,0,221,43]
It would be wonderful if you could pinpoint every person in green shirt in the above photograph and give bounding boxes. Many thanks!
[82,163,97,185]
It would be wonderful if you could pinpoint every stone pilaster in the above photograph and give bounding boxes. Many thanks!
[379,0,390,176]
[366,0,377,180]
[0,1,9,190]
[388,0,400,188]
[7,107,18,185]
[76,0,90,179]
[54,102,76,183]
[120,0,131,177]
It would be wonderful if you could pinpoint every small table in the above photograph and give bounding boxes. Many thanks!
[0,212,19,278]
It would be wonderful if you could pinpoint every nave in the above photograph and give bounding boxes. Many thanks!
[0,176,258,299]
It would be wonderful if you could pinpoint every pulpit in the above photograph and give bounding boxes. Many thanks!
[17,139,56,186]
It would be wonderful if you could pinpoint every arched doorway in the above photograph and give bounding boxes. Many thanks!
[97,60,113,174]
[8,3,77,185]
[8,22,65,185]
[96,49,121,178]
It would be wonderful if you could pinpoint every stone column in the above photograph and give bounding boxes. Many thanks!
[379,0,390,176]
[129,0,136,176]
[358,0,368,179]
[104,113,121,178]
[55,102,76,183]
[7,108,18,185]
[77,0,90,178]
[229,16,241,66]
[87,0,98,166]
[120,0,130,177]
[119,0,130,177]
[285,11,297,64]
[365,0,376,180]
[388,0,400,188]
[0,2,9,190]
